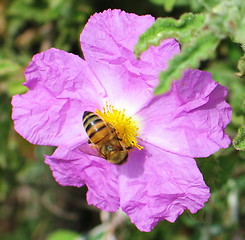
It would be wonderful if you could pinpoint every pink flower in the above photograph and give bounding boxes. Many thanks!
[11,9,232,232]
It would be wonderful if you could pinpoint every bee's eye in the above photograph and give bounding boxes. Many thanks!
[106,145,113,152]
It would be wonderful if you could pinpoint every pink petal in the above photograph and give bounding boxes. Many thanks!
[45,145,120,212]
[12,48,105,146]
[119,142,210,232]
[137,69,232,158]
[80,9,180,114]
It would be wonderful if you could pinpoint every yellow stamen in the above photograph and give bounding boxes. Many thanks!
[96,104,143,150]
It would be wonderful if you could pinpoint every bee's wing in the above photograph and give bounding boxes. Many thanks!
[78,142,101,158]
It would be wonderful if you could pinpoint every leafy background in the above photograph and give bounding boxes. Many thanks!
[0,0,245,239]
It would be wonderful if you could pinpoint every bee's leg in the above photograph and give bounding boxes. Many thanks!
[126,146,133,150]
[87,139,91,144]
[116,137,133,150]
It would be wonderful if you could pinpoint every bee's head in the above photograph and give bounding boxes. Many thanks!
[101,144,128,165]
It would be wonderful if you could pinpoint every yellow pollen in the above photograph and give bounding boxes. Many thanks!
[96,105,143,150]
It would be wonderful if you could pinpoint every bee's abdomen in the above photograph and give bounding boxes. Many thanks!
[83,111,109,144]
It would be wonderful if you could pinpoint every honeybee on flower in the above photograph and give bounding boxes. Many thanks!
[11,9,232,232]
[82,110,131,165]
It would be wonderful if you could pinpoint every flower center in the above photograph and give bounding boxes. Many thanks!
[96,105,143,150]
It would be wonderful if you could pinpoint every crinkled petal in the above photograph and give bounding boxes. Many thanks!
[119,142,210,232]
[137,69,232,158]
[12,48,106,146]
[80,9,180,114]
[45,145,120,212]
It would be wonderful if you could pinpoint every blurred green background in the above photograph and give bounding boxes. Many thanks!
[0,0,245,239]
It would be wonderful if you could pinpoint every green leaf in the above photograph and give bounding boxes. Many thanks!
[149,0,167,5]
[161,0,177,12]
[134,12,205,58]
[7,77,27,96]
[47,229,80,240]
[233,125,245,151]
[236,54,245,78]
[196,156,221,190]
[148,0,215,12]
[215,0,245,50]
[154,33,219,94]
[0,59,27,96]
[207,61,245,118]
[0,59,20,76]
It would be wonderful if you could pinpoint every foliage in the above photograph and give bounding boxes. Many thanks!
[0,0,245,239]
[135,0,245,166]
[233,126,245,151]
[135,0,245,94]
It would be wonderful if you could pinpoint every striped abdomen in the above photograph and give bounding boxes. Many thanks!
[83,111,111,144]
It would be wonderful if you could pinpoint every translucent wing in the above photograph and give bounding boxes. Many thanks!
[78,141,101,158]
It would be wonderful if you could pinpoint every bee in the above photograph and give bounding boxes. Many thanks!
[82,111,130,165]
